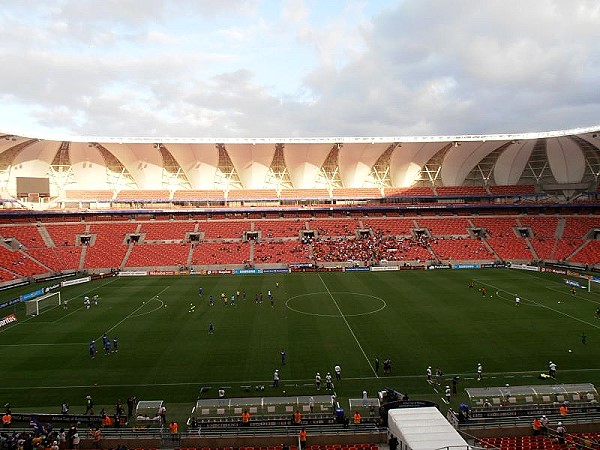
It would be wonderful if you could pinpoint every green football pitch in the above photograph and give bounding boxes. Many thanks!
[0,269,599,425]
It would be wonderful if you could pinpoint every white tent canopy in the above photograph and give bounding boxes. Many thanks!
[388,407,469,450]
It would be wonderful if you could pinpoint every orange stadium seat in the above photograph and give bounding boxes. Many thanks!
[191,242,250,265]
[254,220,307,238]
[280,189,330,199]
[125,243,190,268]
[64,189,114,200]
[362,218,416,236]
[172,189,225,201]
[489,184,536,195]
[331,188,381,199]
[227,189,278,200]
[308,219,360,237]
[114,190,171,201]
[415,218,471,236]
[0,225,46,248]
[139,221,196,241]
[200,221,250,239]
[383,186,435,197]
[429,238,495,261]
[84,222,138,269]
[436,185,488,196]
[254,241,311,264]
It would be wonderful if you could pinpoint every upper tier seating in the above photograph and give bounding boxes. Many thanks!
[280,189,330,199]
[254,241,311,264]
[114,190,171,201]
[140,221,196,241]
[362,218,416,236]
[488,184,536,195]
[125,243,190,267]
[436,185,487,196]
[172,190,225,201]
[331,188,381,199]
[254,220,307,238]
[384,186,435,197]
[415,218,471,236]
[200,221,250,239]
[191,242,250,265]
[227,189,278,200]
[429,238,495,261]
[84,223,138,269]
[64,190,114,200]
[0,225,45,248]
[308,219,360,237]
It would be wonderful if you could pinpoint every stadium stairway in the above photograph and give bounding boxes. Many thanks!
[36,224,55,247]
[524,237,540,260]
[555,218,566,238]
[121,241,136,269]
[481,238,501,260]
[78,243,88,271]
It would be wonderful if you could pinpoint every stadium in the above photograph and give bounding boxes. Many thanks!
[1,125,600,450]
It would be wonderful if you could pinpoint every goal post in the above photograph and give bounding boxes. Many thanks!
[24,291,62,316]
[588,276,600,294]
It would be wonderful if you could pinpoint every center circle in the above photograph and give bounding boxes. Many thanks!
[285,291,386,317]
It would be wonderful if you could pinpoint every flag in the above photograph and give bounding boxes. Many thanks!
[29,416,45,433]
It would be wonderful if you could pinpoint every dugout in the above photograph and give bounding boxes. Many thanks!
[193,395,334,418]
[466,383,597,407]
[135,400,163,426]
[388,407,469,450]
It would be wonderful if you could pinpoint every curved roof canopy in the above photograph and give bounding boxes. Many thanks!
[1,125,599,196]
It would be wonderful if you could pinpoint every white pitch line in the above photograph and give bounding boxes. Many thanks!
[475,280,600,330]
[0,342,87,347]
[1,368,600,391]
[100,286,170,338]
[318,274,378,377]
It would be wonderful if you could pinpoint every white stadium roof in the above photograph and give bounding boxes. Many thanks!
[1,125,599,196]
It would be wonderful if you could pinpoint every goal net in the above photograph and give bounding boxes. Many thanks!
[24,291,62,316]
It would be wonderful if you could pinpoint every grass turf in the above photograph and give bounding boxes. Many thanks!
[0,269,599,425]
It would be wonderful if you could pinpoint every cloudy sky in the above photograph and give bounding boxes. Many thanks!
[0,0,599,139]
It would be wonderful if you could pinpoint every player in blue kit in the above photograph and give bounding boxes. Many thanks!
[89,340,96,358]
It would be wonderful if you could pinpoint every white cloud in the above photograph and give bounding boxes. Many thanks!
[0,0,599,138]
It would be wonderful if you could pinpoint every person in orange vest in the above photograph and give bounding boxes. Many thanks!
[242,410,251,426]
[1,412,11,428]
[294,410,302,425]
[299,427,307,450]
[168,422,178,434]
[353,411,361,424]
[532,417,542,436]
[102,414,112,427]
[559,403,569,416]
